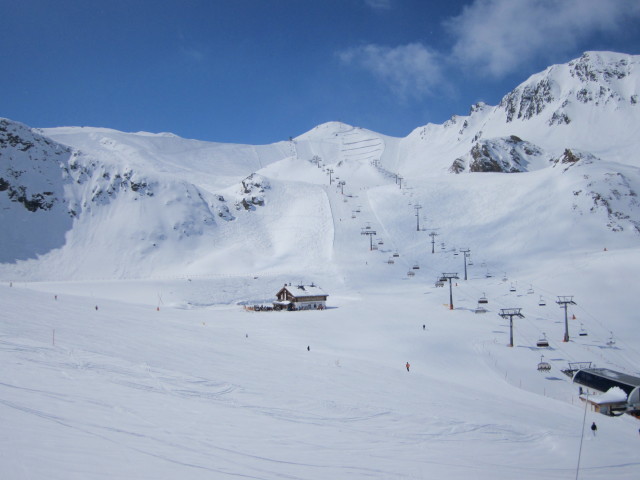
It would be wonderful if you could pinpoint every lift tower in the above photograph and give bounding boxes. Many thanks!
[440,273,459,310]
[361,227,377,251]
[460,248,471,280]
[499,308,524,347]
[429,231,438,254]
[556,296,577,342]
[414,204,422,231]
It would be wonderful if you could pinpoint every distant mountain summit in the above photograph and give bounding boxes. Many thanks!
[403,51,639,175]
[498,51,638,125]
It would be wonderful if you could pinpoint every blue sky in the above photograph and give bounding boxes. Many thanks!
[2,0,640,144]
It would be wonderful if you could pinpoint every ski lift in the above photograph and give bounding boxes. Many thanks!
[378,239,384,245]
[509,283,516,292]
[579,324,588,337]
[435,280,444,287]
[412,263,420,270]
[393,252,400,257]
[537,355,551,372]
[606,332,616,347]
[387,258,395,264]
[478,293,488,304]
[439,276,448,282]
[474,303,487,314]
[468,258,474,266]
[485,271,493,278]
[407,271,415,277]
[527,284,534,294]
[351,213,356,219]
[538,295,546,307]
[502,273,508,282]
[536,333,549,348]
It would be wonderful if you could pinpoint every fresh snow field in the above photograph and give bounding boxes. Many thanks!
[2,52,640,478]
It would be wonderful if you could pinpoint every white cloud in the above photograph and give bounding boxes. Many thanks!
[339,43,444,100]
[445,0,640,77]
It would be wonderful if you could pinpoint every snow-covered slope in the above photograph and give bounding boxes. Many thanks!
[2,50,640,480]
[0,52,639,283]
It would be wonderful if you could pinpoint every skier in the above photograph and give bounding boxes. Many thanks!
[422,324,425,330]
[307,346,310,352]
[591,422,597,436]
[406,362,410,372]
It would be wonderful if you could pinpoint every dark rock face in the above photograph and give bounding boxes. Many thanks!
[451,136,545,174]
[0,119,71,213]
[500,78,554,123]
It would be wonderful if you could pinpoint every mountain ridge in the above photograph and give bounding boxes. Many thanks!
[1,51,639,281]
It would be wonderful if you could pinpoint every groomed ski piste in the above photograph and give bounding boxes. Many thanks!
[2,52,640,479]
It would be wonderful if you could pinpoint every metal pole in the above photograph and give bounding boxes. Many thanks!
[563,303,570,342]
[575,390,589,480]
[509,317,514,347]
[449,279,454,310]
[464,253,468,280]
[460,249,470,280]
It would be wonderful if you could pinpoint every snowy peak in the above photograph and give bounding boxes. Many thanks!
[497,51,639,125]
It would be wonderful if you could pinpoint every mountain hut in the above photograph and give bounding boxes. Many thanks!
[274,283,328,310]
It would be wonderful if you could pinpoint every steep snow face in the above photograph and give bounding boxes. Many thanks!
[0,119,75,262]
[44,126,293,192]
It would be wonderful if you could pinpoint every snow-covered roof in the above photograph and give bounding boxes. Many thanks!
[587,387,628,405]
[282,284,327,298]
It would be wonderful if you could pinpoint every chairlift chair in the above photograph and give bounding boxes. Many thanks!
[378,239,384,245]
[407,271,415,277]
[387,258,395,264]
[607,332,616,346]
[538,295,546,307]
[468,258,474,266]
[435,281,444,287]
[537,355,552,372]
[474,303,487,314]
[502,273,508,282]
[536,333,549,348]
[579,324,588,336]
[478,293,488,304]
[412,263,420,270]
[485,271,493,278]
[393,252,400,257]
[527,284,534,294]
[509,283,516,292]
